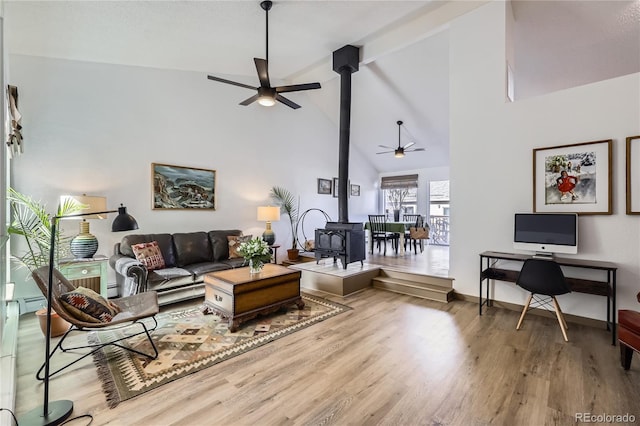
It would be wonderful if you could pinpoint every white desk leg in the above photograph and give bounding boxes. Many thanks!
[367,230,373,254]
[399,233,405,255]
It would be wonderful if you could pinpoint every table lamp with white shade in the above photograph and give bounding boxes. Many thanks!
[257,206,280,246]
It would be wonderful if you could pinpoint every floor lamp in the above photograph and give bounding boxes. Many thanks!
[18,204,138,426]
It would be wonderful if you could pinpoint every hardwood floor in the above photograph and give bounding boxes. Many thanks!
[15,283,640,426]
[365,244,450,277]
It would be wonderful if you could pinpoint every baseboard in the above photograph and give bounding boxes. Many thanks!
[454,293,607,329]
[17,295,46,314]
[0,301,19,426]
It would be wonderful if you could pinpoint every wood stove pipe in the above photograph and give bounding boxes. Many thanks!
[332,45,360,223]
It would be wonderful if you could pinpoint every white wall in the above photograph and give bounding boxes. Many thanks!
[8,54,378,299]
[449,1,640,319]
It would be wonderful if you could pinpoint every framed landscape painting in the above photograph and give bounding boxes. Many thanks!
[627,136,640,214]
[317,178,332,195]
[533,139,612,215]
[152,163,216,210]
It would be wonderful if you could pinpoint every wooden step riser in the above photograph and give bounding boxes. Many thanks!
[379,269,454,289]
[373,277,450,294]
[372,279,453,303]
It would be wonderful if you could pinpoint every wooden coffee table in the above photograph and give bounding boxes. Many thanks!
[202,263,304,332]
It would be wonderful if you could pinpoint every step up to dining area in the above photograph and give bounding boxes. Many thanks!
[371,269,455,303]
[288,248,454,302]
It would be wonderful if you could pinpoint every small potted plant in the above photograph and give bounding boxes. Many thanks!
[237,237,272,274]
[270,186,300,260]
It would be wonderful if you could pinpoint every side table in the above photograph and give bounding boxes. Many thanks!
[269,244,280,264]
[58,256,108,297]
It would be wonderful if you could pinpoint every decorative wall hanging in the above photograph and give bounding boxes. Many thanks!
[332,178,339,198]
[317,178,332,195]
[6,85,23,158]
[152,163,216,210]
[626,135,640,215]
[350,184,360,196]
[533,139,612,215]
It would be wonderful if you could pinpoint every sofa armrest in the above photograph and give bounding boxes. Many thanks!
[109,254,148,296]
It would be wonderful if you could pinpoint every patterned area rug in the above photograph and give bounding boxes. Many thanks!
[90,293,350,408]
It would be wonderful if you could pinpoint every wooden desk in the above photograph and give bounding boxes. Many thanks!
[479,251,617,345]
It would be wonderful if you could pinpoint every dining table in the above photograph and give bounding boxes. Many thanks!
[364,221,414,255]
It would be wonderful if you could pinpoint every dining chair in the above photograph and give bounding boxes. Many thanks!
[403,214,420,252]
[515,259,571,341]
[368,214,398,255]
[404,214,426,254]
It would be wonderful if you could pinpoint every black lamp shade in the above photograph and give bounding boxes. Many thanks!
[111,205,139,232]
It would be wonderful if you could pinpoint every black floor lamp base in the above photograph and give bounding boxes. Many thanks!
[18,400,73,426]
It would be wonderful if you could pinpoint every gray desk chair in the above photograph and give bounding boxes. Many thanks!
[515,259,571,341]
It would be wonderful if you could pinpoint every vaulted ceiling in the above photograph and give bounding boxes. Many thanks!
[4,1,639,173]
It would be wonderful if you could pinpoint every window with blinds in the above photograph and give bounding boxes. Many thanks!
[381,175,419,218]
[380,174,418,189]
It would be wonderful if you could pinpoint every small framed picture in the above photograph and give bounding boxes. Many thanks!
[533,139,612,215]
[350,184,360,196]
[317,178,332,195]
[332,177,339,198]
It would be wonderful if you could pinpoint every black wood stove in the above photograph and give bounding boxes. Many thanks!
[315,222,365,269]
[313,46,366,270]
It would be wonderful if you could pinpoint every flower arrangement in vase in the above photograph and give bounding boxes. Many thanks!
[237,237,272,273]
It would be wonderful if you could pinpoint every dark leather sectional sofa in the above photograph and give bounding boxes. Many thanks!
[109,230,246,306]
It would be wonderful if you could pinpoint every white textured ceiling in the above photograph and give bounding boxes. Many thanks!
[4,0,640,173]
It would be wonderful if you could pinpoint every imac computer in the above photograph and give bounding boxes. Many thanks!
[513,213,578,257]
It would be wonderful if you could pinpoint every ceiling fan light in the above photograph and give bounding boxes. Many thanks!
[258,95,276,107]
[395,150,405,158]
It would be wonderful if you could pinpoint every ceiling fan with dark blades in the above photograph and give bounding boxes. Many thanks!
[207,1,321,110]
[377,120,426,158]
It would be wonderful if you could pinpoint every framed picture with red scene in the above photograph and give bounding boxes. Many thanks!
[533,139,612,215]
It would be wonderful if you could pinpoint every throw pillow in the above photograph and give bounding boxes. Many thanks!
[131,241,166,270]
[228,235,252,259]
[59,286,121,323]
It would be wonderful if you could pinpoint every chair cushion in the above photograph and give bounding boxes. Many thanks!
[228,235,252,259]
[59,286,121,323]
[131,241,166,271]
[146,268,194,290]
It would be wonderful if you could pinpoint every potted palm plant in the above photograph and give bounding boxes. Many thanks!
[270,186,300,260]
[8,188,83,336]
